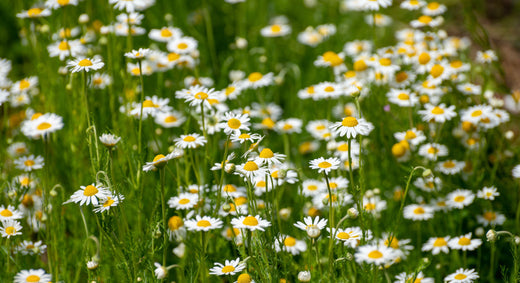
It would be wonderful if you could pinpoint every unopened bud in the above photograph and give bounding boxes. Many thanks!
[79,14,90,24]
[307,226,321,238]
[486,229,497,242]
[222,204,232,213]
[279,208,291,221]
[347,207,359,219]
[422,169,433,178]
[515,236,520,245]
[297,271,311,282]
[225,163,236,174]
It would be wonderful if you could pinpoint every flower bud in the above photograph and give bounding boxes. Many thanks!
[486,229,497,242]
[307,226,321,238]
[347,207,359,219]
[298,271,311,282]
[422,169,433,178]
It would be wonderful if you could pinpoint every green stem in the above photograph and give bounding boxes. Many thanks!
[160,168,168,267]
[323,173,335,279]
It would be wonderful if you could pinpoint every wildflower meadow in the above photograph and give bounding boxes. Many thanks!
[2,0,520,282]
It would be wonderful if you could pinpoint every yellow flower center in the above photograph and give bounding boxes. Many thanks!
[237,273,252,283]
[397,93,410,100]
[418,15,433,24]
[270,24,281,33]
[385,238,400,249]
[197,220,211,227]
[430,64,444,78]
[21,177,30,186]
[235,196,247,206]
[395,71,408,82]
[58,40,70,51]
[454,274,467,280]
[433,237,447,247]
[5,226,16,235]
[324,86,335,92]
[431,106,444,114]
[364,203,376,210]
[27,8,43,17]
[259,148,274,158]
[83,185,99,196]
[341,116,359,127]
[168,216,183,230]
[322,51,344,67]
[26,275,41,282]
[222,265,236,273]
[451,60,463,68]
[164,115,177,123]
[418,52,430,65]
[307,185,318,191]
[225,86,236,96]
[413,207,425,214]
[248,72,263,82]
[458,237,471,245]
[483,211,496,221]
[183,136,196,142]
[454,196,465,202]
[379,58,392,66]
[471,110,482,117]
[262,117,275,129]
[24,160,35,167]
[337,232,351,240]
[239,133,251,139]
[243,216,259,226]
[19,79,31,90]
[368,250,383,259]
[102,197,115,207]
[168,52,180,61]
[427,2,440,9]
[0,209,13,217]
[224,184,237,192]
[153,154,166,162]
[161,28,173,37]
[178,198,190,205]
[318,161,331,168]
[337,144,349,152]
[37,122,52,130]
[78,59,93,67]
[284,236,296,247]
[228,118,242,129]
[354,60,367,72]
[194,92,208,100]
[404,130,417,140]
[177,43,188,50]
[443,161,455,168]
[243,161,259,171]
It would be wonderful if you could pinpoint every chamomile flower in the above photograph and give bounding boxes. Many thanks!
[403,204,434,221]
[328,227,363,248]
[1,219,23,238]
[185,215,223,232]
[47,39,86,61]
[0,205,23,221]
[309,157,340,174]
[168,193,199,210]
[355,244,396,265]
[110,0,154,12]
[298,28,324,47]
[7,142,29,157]
[16,7,52,18]
[93,194,123,213]
[209,258,246,276]
[124,48,151,59]
[65,184,110,206]
[153,262,167,279]
[422,236,450,255]
[219,112,251,135]
[419,103,456,123]
[400,0,425,10]
[457,83,481,96]
[231,215,271,232]
[166,216,186,241]
[394,128,426,147]
[143,152,180,171]
[91,73,112,89]
[175,133,207,149]
[410,15,443,28]
[437,160,465,175]
[13,269,52,283]
[448,233,482,251]
[476,211,506,227]
[418,143,448,161]
[260,24,291,37]
[167,36,198,55]
[67,57,104,73]
[231,132,262,144]
[477,186,499,200]
[476,50,497,63]
[446,189,475,209]
[0,90,8,106]
[387,89,418,107]
[294,216,328,233]
[395,272,433,283]
[14,155,44,172]
[361,0,392,11]
[513,165,520,178]
[99,133,121,148]
[15,240,47,256]
[301,179,325,197]
[444,268,479,283]
[274,234,307,255]
[149,26,182,42]
[363,195,387,215]
[330,116,374,139]
[241,72,274,89]
[11,77,38,94]
[235,160,267,179]
[21,113,64,138]
[154,111,186,128]
[253,148,285,166]
[422,2,446,15]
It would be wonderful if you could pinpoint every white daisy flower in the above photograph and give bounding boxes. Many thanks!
[422,236,450,255]
[387,89,418,107]
[65,184,110,206]
[185,215,223,232]
[328,227,363,248]
[394,271,433,283]
[309,157,340,174]
[230,132,262,144]
[260,24,291,37]
[16,7,52,18]
[168,193,199,210]
[13,269,52,283]
[294,216,328,233]
[235,160,267,179]
[477,186,499,200]
[218,112,251,135]
[174,133,207,149]
[0,205,23,221]
[231,215,271,232]
[274,234,307,255]
[142,152,181,171]
[93,194,124,213]
[154,111,186,128]
[417,143,448,161]
[355,244,397,265]
[330,116,374,139]
[444,268,479,283]
[301,179,325,197]
[148,26,182,42]
[153,262,167,279]
[67,57,104,73]
[240,72,274,89]
[418,103,456,123]
[99,133,121,148]
[21,113,64,138]
[167,36,198,55]
[476,50,497,63]
[403,204,434,221]
[124,48,151,59]
[15,240,47,256]
[91,73,112,89]
[14,155,45,172]
[0,219,23,238]
[436,160,465,175]
[446,189,475,209]
[209,258,246,276]
[448,233,482,251]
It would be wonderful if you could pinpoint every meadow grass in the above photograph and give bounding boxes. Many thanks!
[1,0,520,282]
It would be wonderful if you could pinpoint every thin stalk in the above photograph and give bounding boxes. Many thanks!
[160,168,168,267]
[323,173,335,279]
